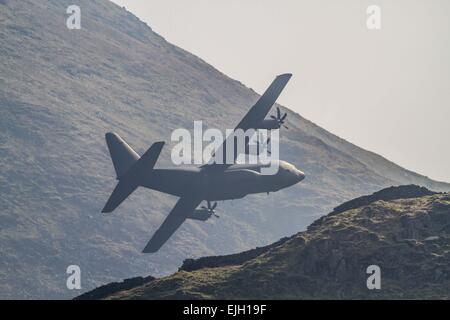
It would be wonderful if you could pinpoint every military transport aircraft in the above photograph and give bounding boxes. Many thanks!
[101,73,305,253]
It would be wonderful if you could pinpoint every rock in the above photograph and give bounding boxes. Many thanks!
[78,189,450,300]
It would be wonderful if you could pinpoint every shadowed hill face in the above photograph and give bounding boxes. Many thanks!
[96,190,450,300]
[0,0,449,299]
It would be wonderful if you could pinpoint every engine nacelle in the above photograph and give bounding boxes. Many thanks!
[256,119,280,130]
[187,209,212,221]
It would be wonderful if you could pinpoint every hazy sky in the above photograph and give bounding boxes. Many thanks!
[111,0,449,183]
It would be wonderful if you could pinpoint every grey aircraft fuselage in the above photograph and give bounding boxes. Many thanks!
[141,161,305,201]
[102,73,304,252]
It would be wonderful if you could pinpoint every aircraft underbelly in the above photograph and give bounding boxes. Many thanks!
[205,170,265,201]
[141,168,200,197]
[142,168,273,200]
[206,186,247,201]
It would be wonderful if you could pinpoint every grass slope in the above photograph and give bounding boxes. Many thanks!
[100,189,450,299]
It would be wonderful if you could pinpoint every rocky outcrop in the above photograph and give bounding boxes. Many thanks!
[309,184,439,229]
[179,237,292,272]
[74,276,155,300]
[331,184,437,215]
[78,186,450,299]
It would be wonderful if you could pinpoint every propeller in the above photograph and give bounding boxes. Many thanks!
[270,107,289,129]
[201,201,219,218]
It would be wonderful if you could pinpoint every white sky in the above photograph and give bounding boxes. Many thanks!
[111,0,450,183]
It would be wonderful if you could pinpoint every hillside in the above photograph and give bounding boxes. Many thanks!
[80,186,450,300]
[0,0,449,299]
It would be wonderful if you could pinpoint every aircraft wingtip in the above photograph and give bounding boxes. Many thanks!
[105,132,120,142]
[278,73,292,78]
[101,204,113,213]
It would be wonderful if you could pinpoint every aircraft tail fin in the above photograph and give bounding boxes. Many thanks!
[102,137,165,213]
[105,132,139,179]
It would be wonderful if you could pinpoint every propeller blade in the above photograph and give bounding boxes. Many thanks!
[281,113,287,121]
[212,202,217,210]
[270,115,277,120]
[277,107,281,119]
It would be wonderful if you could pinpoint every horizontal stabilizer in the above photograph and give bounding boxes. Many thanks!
[102,141,165,213]
[102,180,138,213]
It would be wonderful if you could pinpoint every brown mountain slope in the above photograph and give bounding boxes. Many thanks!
[81,186,450,299]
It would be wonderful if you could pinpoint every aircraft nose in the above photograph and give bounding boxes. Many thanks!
[296,169,305,182]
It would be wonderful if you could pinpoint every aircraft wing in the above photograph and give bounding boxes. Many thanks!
[207,73,291,167]
[235,73,292,131]
[142,195,202,253]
